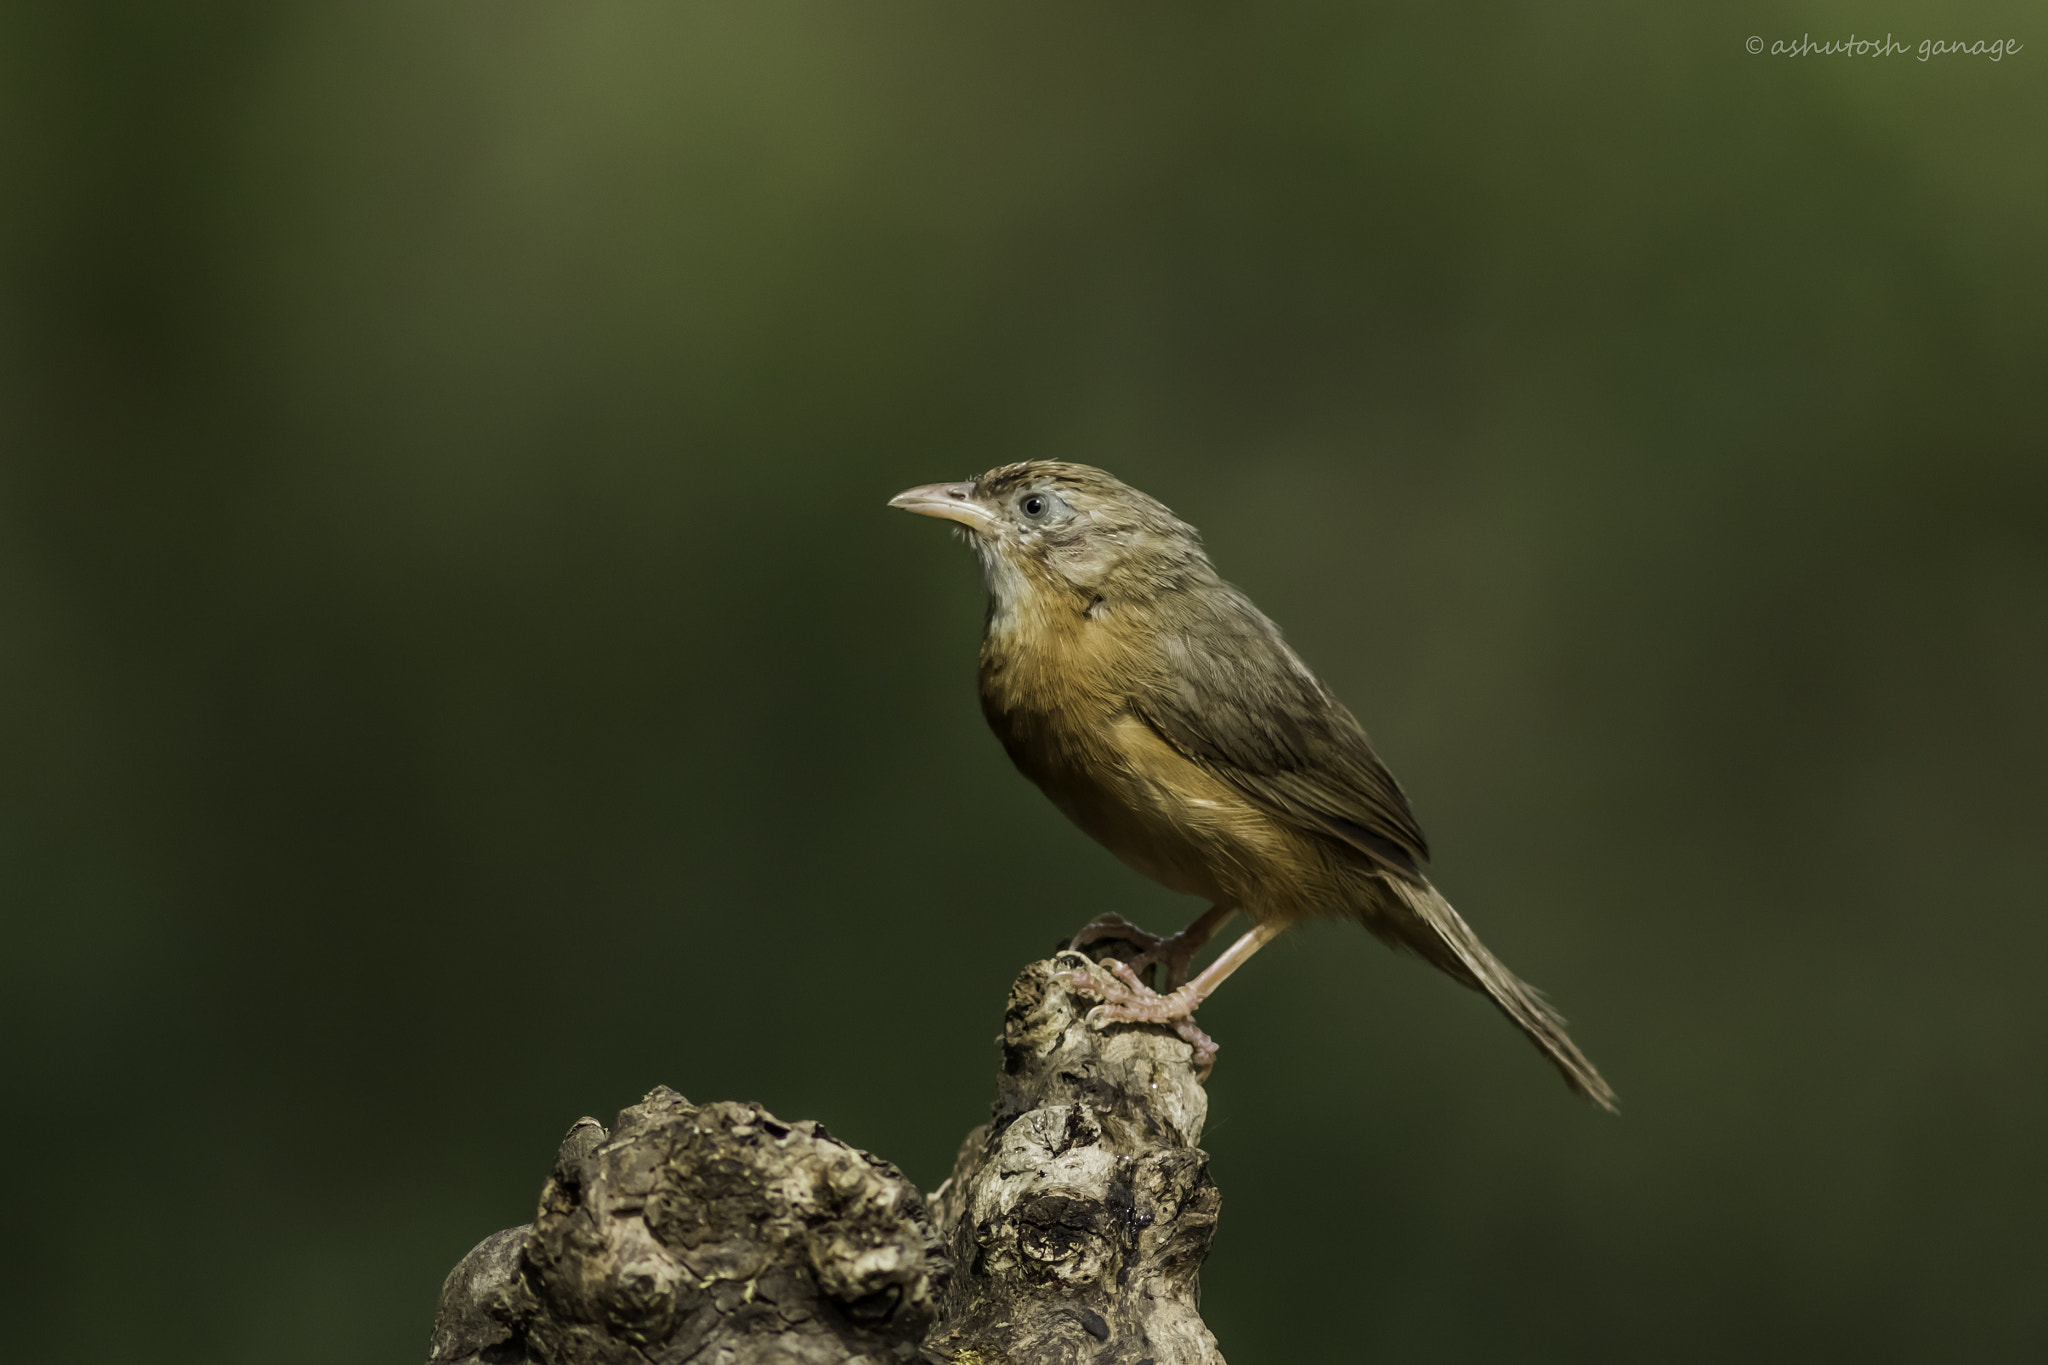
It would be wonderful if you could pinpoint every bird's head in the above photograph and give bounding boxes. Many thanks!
[889,462,1210,617]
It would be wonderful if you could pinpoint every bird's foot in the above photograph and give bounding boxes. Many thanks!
[1126,930,1206,991]
[1065,913,1168,988]
[1060,958,1218,1077]
[1065,912,1166,956]
[1064,913,1204,990]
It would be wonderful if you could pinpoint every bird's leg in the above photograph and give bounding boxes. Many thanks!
[1061,919,1283,1075]
[1122,902,1237,990]
[1066,904,1236,990]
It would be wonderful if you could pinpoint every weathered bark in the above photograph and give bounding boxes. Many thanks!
[429,948,1223,1365]
[428,1094,944,1365]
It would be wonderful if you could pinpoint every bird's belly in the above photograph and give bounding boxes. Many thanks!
[1047,771,1224,898]
[997,707,1302,906]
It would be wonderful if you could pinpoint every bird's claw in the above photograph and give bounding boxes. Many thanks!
[1063,913,1203,990]
[1065,912,1166,955]
[1060,959,1218,1078]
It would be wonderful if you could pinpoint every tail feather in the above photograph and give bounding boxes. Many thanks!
[1377,878,1618,1112]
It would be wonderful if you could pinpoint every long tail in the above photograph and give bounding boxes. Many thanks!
[1377,877,1619,1112]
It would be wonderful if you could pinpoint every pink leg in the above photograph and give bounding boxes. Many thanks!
[1066,903,1237,989]
[1062,920,1284,1076]
[1125,902,1238,989]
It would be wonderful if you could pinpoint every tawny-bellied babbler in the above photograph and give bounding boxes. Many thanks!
[890,461,1616,1109]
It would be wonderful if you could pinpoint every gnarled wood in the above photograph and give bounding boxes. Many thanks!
[925,950,1223,1365]
[428,951,1224,1365]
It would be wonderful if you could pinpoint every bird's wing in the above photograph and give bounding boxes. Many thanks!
[1134,587,1431,880]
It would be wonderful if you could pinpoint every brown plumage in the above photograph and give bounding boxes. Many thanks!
[890,461,1615,1110]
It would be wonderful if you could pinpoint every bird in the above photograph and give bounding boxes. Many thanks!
[889,461,1615,1110]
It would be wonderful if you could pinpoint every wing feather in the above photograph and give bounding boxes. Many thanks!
[1133,586,1430,880]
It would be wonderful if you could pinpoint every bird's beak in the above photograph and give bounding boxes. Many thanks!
[888,481,998,534]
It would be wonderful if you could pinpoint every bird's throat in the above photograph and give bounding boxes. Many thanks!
[973,538,1034,640]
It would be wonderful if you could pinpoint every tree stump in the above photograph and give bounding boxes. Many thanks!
[428,950,1225,1364]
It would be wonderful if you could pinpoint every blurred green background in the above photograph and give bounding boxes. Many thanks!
[2,2,2043,1360]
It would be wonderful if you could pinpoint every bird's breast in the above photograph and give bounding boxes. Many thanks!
[977,616,1317,906]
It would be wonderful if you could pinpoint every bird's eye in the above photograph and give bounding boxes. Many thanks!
[1021,494,1047,519]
